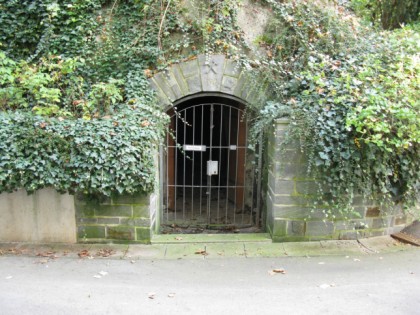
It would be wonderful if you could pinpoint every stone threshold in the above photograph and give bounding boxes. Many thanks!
[151,233,272,244]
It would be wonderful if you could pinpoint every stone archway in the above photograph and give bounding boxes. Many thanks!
[149,55,268,110]
[150,55,267,233]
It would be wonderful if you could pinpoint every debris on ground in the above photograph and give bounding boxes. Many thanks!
[78,249,91,258]
[96,249,114,257]
[36,251,58,259]
[194,249,208,256]
[268,268,286,275]
[392,220,420,246]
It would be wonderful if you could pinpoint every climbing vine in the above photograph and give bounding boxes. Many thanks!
[0,0,418,209]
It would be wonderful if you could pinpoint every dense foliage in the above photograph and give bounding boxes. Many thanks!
[0,0,418,211]
[0,104,166,195]
[252,1,419,213]
[350,0,419,30]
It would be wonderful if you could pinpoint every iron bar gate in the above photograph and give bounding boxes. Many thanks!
[161,103,262,232]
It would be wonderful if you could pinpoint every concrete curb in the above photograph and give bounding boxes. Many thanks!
[0,236,417,261]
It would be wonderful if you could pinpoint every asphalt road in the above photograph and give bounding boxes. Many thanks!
[0,249,419,315]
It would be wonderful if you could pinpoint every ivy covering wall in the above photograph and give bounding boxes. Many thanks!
[0,0,418,214]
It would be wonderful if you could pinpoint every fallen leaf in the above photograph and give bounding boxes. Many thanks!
[148,292,156,299]
[174,236,183,241]
[168,293,176,298]
[36,251,57,259]
[195,250,208,256]
[96,249,114,257]
[268,268,286,275]
[78,249,90,258]
[7,248,22,255]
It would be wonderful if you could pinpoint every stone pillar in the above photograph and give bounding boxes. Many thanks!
[75,192,154,244]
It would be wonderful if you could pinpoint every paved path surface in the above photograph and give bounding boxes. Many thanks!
[0,236,419,314]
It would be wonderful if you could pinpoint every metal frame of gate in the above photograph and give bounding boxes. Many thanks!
[160,102,262,231]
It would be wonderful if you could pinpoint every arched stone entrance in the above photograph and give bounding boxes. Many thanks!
[150,55,267,233]
[149,55,268,110]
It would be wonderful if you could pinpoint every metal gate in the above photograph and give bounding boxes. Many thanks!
[161,102,262,233]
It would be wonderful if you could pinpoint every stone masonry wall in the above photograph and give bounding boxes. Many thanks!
[75,192,156,244]
[266,119,410,242]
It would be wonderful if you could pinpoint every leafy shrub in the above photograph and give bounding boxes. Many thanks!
[0,105,168,195]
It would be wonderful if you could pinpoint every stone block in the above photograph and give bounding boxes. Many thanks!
[199,55,225,91]
[274,162,309,180]
[273,205,309,219]
[119,218,151,227]
[268,174,295,195]
[180,58,199,77]
[133,205,150,218]
[136,227,151,243]
[107,226,135,241]
[221,76,238,94]
[271,193,310,206]
[338,231,358,240]
[153,72,177,101]
[185,75,202,94]
[76,204,96,217]
[163,70,183,99]
[78,225,105,239]
[224,59,241,77]
[77,217,98,224]
[95,205,132,217]
[149,79,171,109]
[306,220,334,236]
[271,219,288,238]
[287,220,306,236]
[97,217,120,225]
[393,215,407,226]
[295,181,318,195]
[366,206,380,217]
[334,220,354,231]
[112,192,149,205]
[233,73,249,99]
[372,217,391,229]
[171,64,189,95]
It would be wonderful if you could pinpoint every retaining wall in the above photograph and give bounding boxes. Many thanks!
[0,188,76,243]
[266,119,410,242]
